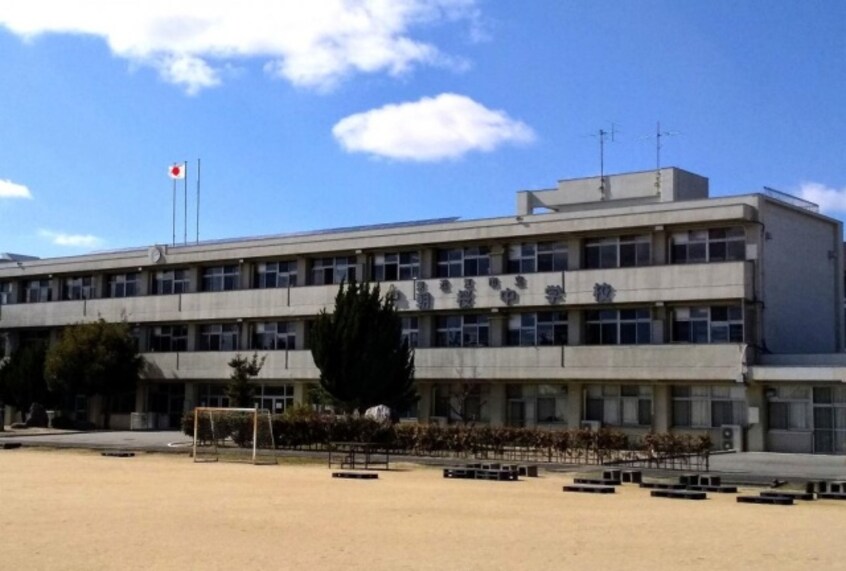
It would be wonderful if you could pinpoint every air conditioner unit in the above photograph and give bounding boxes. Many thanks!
[581,420,601,432]
[721,424,743,451]
[130,412,155,431]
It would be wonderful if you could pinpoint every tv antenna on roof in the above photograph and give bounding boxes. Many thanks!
[649,121,679,194]
[591,123,618,199]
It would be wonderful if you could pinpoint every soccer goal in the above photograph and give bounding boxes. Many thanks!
[192,407,277,465]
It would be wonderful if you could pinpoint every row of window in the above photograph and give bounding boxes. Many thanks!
[139,305,744,352]
[1,227,748,304]
[430,383,747,429]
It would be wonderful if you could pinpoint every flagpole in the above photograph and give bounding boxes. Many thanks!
[196,158,201,244]
[172,177,176,247]
[183,161,188,245]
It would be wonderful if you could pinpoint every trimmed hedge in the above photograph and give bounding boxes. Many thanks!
[183,411,712,462]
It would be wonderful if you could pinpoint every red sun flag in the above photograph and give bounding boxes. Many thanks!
[168,163,186,179]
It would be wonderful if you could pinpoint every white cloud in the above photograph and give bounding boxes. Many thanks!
[798,182,846,212]
[332,93,535,161]
[0,179,33,199]
[38,229,103,248]
[0,1,478,94]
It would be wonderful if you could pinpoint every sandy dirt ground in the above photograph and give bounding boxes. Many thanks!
[0,449,842,570]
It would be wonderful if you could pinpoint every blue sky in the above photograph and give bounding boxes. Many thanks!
[0,1,844,258]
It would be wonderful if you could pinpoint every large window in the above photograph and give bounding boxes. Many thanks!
[25,279,52,303]
[199,323,240,351]
[536,384,568,424]
[768,387,811,431]
[585,309,651,345]
[255,261,297,288]
[251,321,296,350]
[670,227,745,263]
[254,384,295,414]
[153,269,190,294]
[401,316,419,348]
[584,235,650,269]
[202,265,240,292]
[672,305,743,343]
[311,257,356,285]
[585,385,652,427]
[508,311,568,346]
[63,276,94,300]
[372,252,420,281]
[149,325,188,352]
[108,273,139,298]
[436,247,490,278]
[197,383,230,408]
[507,241,568,273]
[436,315,489,347]
[0,282,11,305]
[672,385,746,428]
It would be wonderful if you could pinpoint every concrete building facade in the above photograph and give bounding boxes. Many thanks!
[2,168,845,454]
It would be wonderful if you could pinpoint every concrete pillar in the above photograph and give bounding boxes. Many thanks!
[490,245,505,275]
[652,305,666,344]
[489,313,506,347]
[356,253,368,283]
[187,267,201,293]
[186,324,198,352]
[296,258,310,285]
[418,315,434,348]
[294,321,307,351]
[293,382,307,406]
[567,238,582,270]
[418,382,432,422]
[568,310,584,345]
[653,384,670,433]
[135,383,147,413]
[488,383,505,427]
[420,248,435,279]
[239,261,252,289]
[746,384,765,452]
[653,228,666,265]
[567,382,583,429]
[135,270,149,296]
[183,382,196,413]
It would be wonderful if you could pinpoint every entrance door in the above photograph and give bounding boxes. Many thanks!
[149,384,185,429]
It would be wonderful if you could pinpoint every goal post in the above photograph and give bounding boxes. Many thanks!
[192,406,276,465]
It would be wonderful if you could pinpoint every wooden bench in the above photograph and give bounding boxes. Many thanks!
[443,468,476,479]
[737,495,793,505]
[688,484,738,493]
[640,481,687,490]
[817,492,846,500]
[563,484,615,494]
[475,468,519,482]
[650,489,707,500]
[760,490,815,501]
[332,471,378,480]
[574,477,621,486]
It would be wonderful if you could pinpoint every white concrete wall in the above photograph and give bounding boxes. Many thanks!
[760,199,842,353]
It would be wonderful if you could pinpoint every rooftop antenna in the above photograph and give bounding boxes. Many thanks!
[652,121,679,195]
[591,123,618,199]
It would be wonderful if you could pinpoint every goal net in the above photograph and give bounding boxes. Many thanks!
[192,407,276,465]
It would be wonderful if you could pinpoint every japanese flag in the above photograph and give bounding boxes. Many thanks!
[168,163,186,179]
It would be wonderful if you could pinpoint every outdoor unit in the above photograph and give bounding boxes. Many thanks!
[721,425,743,451]
[130,412,155,431]
[581,420,601,432]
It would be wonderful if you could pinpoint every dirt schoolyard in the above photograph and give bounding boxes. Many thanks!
[0,448,842,570]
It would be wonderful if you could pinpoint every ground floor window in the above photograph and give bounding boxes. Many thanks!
[254,384,295,414]
[197,383,230,408]
[585,384,652,427]
[672,385,745,428]
[767,386,811,430]
[506,384,568,427]
[430,383,487,423]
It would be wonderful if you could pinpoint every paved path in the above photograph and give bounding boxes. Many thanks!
[3,429,845,482]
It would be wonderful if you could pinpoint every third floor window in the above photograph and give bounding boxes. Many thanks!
[436,247,490,278]
[584,235,651,269]
[507,241,568,273]
[149,325,188,352]
[0,282,11,305]
[153,269,190,295]
[670,227,745,263]
[202,265,240,292]
[311,256,356,285]
[373,252,420,281]
[255,261,297,288]
[63,276,94,300]
[25,279,52,303]
[108,273,139,298]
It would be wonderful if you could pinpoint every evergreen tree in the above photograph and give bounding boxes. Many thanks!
[0,341,51,422]
[44,319,143,429]
[226,352,266,407]
[310,279,416,415]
